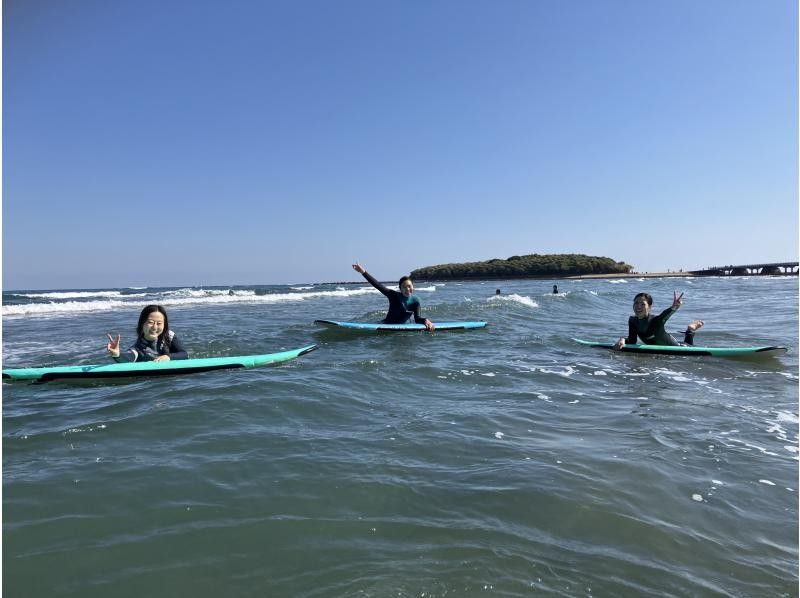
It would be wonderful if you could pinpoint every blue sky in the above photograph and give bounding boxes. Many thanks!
[3,0,797,289]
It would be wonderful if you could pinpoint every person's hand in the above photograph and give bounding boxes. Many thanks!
[352,263,365,274]
[613,337,625,350]
[153,355,171,362]
[424,319,435,332]
[107,333,121,357]
[672,291,684,310]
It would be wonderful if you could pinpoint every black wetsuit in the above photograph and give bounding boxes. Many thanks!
[626,306,695,346]
[113,330,189,362]
[360,271,427,324]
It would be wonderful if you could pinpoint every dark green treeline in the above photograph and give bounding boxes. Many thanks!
[410,254,632,280]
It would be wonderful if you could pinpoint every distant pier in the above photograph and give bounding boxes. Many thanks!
[690,262,798,276]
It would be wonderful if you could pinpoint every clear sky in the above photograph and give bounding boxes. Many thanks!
[3,0,797,289]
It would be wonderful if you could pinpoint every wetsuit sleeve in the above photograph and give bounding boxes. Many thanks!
[653,306,678,329]
[625,317,638,344]
[360,271,392,298]
[113,346,139,363]
[411,299,426,324]
[167,333,189,360]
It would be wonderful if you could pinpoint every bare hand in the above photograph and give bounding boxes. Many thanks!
[424,319,435,332]
[672,291,684,309]
[352,263,365,274]
[107,333,121,357]
[613,337,625,350]
[153,355,171,362]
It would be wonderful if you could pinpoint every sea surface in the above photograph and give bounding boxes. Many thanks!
[3,276,798,597]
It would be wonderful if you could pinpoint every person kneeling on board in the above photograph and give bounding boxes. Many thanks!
[613,291,704,350]
[352,263,435,331]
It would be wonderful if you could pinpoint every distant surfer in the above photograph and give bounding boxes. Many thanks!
[613,291,704,350]
[495,289,501,295]
[352,263,435,331]
[107,305,189,362]
[552,284,558,294]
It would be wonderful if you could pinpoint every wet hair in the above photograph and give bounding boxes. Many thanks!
[398,276,412,289]
[633,292,653,306]
[136,304,171,348]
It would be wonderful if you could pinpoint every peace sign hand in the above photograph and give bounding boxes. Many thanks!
[107,333,121,358]
[672,291,684,310]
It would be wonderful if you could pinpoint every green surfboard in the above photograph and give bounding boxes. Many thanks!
[3,344,318,382]
[573,338,787,357]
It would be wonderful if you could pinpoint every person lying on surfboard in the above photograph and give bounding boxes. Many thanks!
[107,304,189,362]
[613,291,704,350]
[352,263,435,331]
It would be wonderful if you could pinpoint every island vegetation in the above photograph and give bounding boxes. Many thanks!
[410,253,633,280]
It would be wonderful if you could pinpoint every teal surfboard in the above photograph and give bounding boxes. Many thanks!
[2,344,318,382]
[315,320,487,331]
[573,338,787,357]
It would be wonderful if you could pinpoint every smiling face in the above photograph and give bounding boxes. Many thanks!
[400,279,414,297]
[632,294,652,319]
[141,311,165,341]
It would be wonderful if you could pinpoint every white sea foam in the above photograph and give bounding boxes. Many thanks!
[488,294,539,308]
[607,279,628,284]
[3,300,129,316]
[775,411,799,425]
[535,365,576,377]
[17,290,131,299]
[2,287,380,318]
[654,368,693,382]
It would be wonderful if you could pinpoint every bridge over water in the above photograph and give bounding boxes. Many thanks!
[690,262,798,276]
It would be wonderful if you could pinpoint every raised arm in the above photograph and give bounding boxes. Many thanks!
[352,262,391,297]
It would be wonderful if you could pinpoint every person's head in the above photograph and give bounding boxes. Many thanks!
[398,276,414,297]
[137,305,169,342]
[632,292,653,318]
[496,289,501,295]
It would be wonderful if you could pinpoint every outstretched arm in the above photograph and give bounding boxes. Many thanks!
[352,262,391,297]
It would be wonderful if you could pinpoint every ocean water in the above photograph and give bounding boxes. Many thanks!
[3,276,798,597]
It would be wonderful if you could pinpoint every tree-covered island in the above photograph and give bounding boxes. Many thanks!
[411,254,633,280]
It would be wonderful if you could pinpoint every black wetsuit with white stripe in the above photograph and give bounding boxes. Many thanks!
[113,330,189,362]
